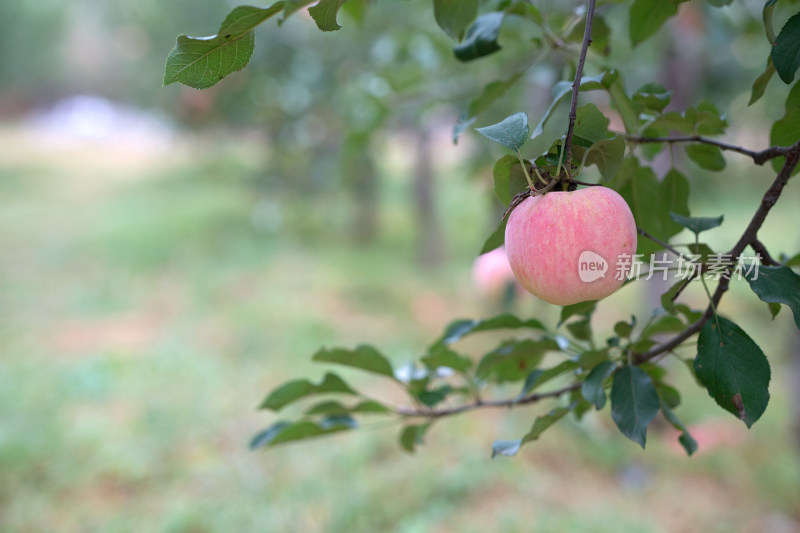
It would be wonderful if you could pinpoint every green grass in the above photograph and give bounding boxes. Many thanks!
[0,130,798,532]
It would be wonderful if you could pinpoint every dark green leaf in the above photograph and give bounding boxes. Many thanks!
[615,159,671,255]
[660,402,697,456]
[454,12,505,61]
[581,361,617,409]
[745,265,800,328]
[768,301,782,319]
[421,347,474,373]
[434,0,478,39]
[313,345,394,378]
[629,0,678,46]
[280,1,314,22]
[475,112,530,151]
[259,372,357,410]
[432,314,546,349]
[686,144,726,171]
[479,218,507,254]
[694,317,771,427]
[477,339,558,382]
[611,366,661,448]
[163,4,284,89]
[687,243,715,262]
[771,13,800,84]
[691,101,728,135]
[668,212,724,235]
[782,252,800,267]
[400,424,430,453]
[417,385,454,407]
[571,104,611,148]
[491,439,522,458]
[250,415,357,449]
[770,80,800,173]
[559,300,597,324]
[660,280,685,314]
[308,0,352,31]
[614,321,634,338]
[567,16,612,56]
[657,383,682,409]
[493,155,530,206]
[566,318,592,341]
[661,169,691,234]
[749,57,776,106]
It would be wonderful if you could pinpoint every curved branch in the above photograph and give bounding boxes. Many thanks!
[626,135,800,165]
[562,0,597,174]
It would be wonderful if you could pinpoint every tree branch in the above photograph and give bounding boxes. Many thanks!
[395,383,580,418]
[562,0,597,175]
[751,238,780,266]
[626,135,800,165]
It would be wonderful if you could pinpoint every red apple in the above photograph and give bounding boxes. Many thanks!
[504,186,637,306]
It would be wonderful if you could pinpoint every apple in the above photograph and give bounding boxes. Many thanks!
[504,186,637,306]
[472,246,516,296]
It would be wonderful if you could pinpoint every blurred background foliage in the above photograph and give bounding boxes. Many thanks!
[1,0,799,531]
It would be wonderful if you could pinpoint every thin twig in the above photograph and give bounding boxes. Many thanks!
[637,227,688,260]
[626,135,798,165]
[562,0,597,175]
[750,238,780,266]
[395,383,579,418]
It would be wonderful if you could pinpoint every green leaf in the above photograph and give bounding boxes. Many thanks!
[578,349,610,370]
[280,0,314,22]
[571,103,611,148]
[453,73,525,144]
[749,57,776,106]
[421,347,474,373]
[531,71,619,140]
[479,218,507,254]
[491,439,522,458]
[633,83,672,112]
[629,0,678,46]
[661,169,691,234]
[657,382,682,408]
[313,345,395,378]
[660,402,697,456]
[567,16,612,56]
[250,415,357,449]
[163,4,284,89]
[308,0,352,31]
[694,317,771,427]
[519,361,579,396]
[559,300,597,324]
[475,112,530,151]
[610,366,661,448]
[641,314,685,337]
[433,314,546,349]
[764,0,779,44]
[745,265,800,328]
[660,279,685,314]
[668,212,724,236]
[476,339,558,382]
[585,137,626,181]
[304,399,390,415]
[768,301,782,319]
[259,372,357,410]
[686,144,726,171]
[434,0,479,39]
[521,405,572,444]
[417,385,454,407]
[400,424,430,453]
[771,13,800,84]
[581,361,617,409]
[567,318,592,341]
[687,243,715,262]
[770,80,800,173]
[707,0,733,6]
[493,155,530,206]
[454,12,505,61]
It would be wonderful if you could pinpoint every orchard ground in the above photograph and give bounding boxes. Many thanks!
[1,121,799,533]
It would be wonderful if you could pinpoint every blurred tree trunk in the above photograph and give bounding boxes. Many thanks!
[344,132,379,244]
[414,125,442,267]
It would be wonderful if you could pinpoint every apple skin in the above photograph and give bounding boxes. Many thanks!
[504,186,637,306]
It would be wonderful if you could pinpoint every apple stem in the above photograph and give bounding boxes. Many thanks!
[515,151,538,191]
